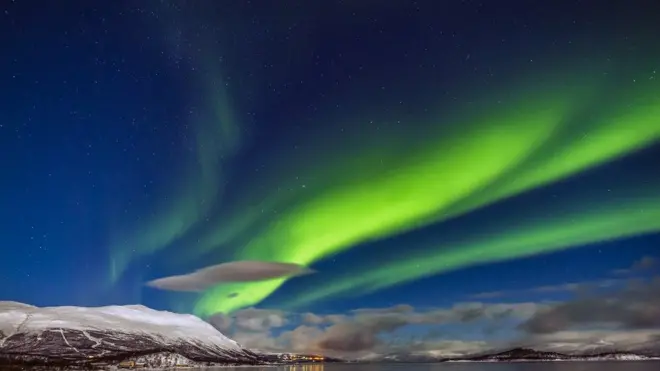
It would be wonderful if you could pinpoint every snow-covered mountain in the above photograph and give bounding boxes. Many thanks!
[358,347,660,363]
[450,347,660,362]
[0,301,270,369]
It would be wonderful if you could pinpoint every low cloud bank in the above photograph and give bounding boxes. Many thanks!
[206,277,660,359]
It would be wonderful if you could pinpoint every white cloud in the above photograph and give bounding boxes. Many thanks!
[146,261,315,292]
[204,278,660,359]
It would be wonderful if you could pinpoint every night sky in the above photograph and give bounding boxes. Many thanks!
[2,0,660,357]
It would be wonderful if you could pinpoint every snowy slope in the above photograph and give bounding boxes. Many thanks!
[0,301,268,368]
[0,301,241,350]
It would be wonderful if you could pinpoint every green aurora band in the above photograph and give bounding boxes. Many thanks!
[196,182,660,315]
[109,69,241,284]
[193,67,660,316]
[105,27,660,314]
[281,182,660,309]
[107,8,261,284]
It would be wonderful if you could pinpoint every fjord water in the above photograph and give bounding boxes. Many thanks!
[213,362,660,371]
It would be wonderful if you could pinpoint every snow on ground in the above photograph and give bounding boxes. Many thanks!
[0,301,241,350]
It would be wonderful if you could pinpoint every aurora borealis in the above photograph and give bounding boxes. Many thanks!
[2,0,660,355]
[193,70,660,315]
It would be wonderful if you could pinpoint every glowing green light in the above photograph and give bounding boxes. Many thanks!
[193,69,660,316]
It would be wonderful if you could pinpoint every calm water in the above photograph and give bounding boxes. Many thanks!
[205,362,660,371]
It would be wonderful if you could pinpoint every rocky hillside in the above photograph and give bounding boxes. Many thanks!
[0,301,270,369]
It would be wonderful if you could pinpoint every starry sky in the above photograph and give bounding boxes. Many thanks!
[2,0,659,357]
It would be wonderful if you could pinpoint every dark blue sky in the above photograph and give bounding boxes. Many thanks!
[1,2,659,354]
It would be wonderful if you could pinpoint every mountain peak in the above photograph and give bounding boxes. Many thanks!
[0,302,270,369]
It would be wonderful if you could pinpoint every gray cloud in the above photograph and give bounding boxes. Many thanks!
[521,277,660,334]
[234,308,288,332]
[207,302,544,358]
[633,256,657,270]
[207,312,233,332]
[146,260,315,292]
[470,279,625,299]
[311,302,544,354]
[208,307,288,333]
[203,281,660,359]
[471,257,658,300]
[301,312,325,325]
[611,255,657,276]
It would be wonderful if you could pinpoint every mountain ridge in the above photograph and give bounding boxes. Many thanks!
[362,347,660,363]
[0,301,271,369]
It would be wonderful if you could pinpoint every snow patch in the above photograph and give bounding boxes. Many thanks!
[0,301,242,351]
